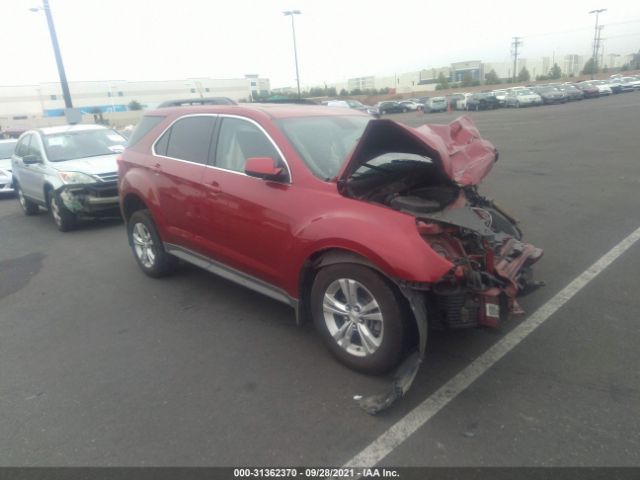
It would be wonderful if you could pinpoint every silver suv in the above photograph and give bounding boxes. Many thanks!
[11,124,127,231]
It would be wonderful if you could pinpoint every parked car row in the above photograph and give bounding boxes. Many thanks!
[444,75,640,111]
[316,73,640,118]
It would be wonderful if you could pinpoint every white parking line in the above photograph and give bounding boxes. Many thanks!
[344,225,640,468]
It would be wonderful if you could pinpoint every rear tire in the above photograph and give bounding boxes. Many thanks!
[16,182,39,216]
[311,264,405,374]
[128,209,177,277]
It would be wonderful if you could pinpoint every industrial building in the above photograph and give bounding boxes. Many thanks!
[0,75,270,119]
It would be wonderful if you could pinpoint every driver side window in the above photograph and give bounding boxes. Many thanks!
[214,118,281,173]
[29,135,44,160]
[15,135,31,157]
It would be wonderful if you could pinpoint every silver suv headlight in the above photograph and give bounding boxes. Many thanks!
[58,171,98,184]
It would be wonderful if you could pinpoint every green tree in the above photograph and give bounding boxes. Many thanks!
[378,87,391,94]
[339,88,348,96]
[484,69,501,85]
[128,100,142,111]
[350,88,362,96]
[461,72,474,87]
[326,87,337,97]
[517,67,530,82]
[436,72,450,90]
[549,63,562,79]
[582,58,597,75]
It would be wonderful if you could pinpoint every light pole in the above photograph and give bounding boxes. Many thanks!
[283,10,301,99]
[30,0,73,109]
[589,8,606,79]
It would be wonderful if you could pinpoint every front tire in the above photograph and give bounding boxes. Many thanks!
[128,209,177,277]
[311,264,405,374]
[16,182,39,215]
[48,189,76,231]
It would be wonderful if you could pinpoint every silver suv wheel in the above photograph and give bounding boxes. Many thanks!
[312,264,405,374]
[132,222,156,268]
[322,278,384,357]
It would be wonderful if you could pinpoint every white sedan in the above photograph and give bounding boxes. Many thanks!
[505,89,543,107]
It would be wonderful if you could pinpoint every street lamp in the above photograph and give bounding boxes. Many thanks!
[589,8,606,79]
[30,0,73,108]
[283,10,302,99]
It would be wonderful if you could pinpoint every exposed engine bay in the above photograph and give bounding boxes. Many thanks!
[337,117,544,413]
[341,123,543,332]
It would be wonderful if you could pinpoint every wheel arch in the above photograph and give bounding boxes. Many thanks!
[121,192,149,223]
[296,248,410,325]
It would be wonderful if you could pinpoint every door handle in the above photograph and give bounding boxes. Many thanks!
[205,181,222,194]
[151,162,162,175]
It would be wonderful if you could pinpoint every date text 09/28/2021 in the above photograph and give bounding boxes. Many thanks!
[233,467,399,478]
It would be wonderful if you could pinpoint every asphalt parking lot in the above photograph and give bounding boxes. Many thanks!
[1,92,639,467]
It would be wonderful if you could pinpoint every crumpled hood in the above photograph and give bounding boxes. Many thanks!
[50,154,119,176]
[337,116,497,186]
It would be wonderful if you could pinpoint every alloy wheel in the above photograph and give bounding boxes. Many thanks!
[18,187,27,210]
[132,222,156,269]
[322,278,384,357]
[50,195,62,226]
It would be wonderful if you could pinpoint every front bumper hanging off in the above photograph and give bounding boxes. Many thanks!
[354,238,543,415]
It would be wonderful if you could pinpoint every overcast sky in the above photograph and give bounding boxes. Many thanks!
[1,0,639,88]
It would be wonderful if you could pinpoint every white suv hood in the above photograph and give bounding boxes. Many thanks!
[50,154,119,176]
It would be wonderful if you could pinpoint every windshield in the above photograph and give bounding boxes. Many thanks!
[346,100,364,108]
[0,141,17,159]
[43,129,127,162]
[516,90,534,96]
[275,116,370,180]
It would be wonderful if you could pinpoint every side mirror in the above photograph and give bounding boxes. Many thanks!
[245,157,285,181]
[22,154,41,165]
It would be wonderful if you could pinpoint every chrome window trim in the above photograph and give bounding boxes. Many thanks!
[151,113,293,183]
[150,113,218,168]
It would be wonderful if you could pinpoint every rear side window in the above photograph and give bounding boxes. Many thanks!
[164,116,216,164]
[127,116,164,148]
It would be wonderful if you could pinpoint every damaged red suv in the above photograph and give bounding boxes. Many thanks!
[118,105,542,413]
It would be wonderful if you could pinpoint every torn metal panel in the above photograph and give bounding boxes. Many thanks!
[355,286,428,415]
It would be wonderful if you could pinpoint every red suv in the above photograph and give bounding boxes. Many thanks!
[118,105,542,412]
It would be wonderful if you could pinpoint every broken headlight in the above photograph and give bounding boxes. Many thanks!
[58,171,98,185]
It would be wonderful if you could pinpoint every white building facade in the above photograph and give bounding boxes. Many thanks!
[0,75,270,119]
